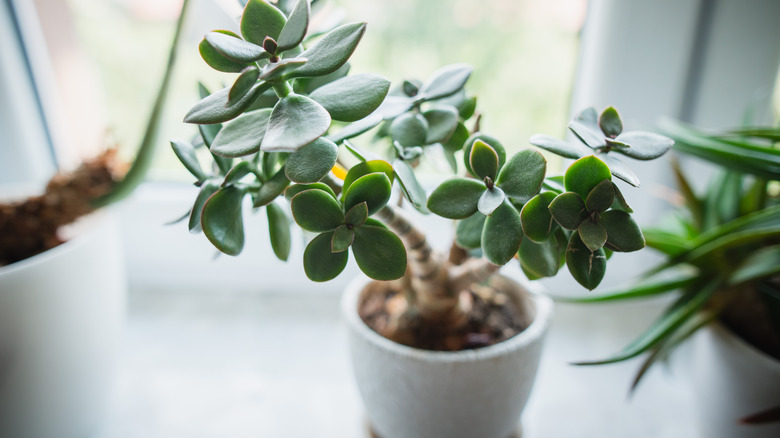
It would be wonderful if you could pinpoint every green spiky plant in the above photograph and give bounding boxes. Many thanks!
[173,0,672,345]
[566,120,780,418]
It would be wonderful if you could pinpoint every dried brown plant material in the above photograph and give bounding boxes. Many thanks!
[0,150,123,266]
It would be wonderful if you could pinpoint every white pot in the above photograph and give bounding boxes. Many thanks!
[342,275,553,438]
[690,322,780,438]
[0,212,125,438]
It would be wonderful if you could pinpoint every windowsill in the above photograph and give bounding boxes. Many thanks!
[102,182,699,437]
[95,282,698,437]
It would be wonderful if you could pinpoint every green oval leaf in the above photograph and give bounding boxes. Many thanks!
[327,114,383,144]
[343,172,392,215]
[549,192,588,230]
[598,153,640,187]
[331,224,355,252]
[601,210,645,252]
[253,167,290,207]
[427,178,486,219]
[520,191,557,242]
[285,137,338,183]
[286,22,366,78]
[481,201,523,265]
[470,139,499,181]
[519,234,563,279]
[614,131,674,160]
[199,30,249,73]
[276,0,309,51]
[204,31,267,63]
[390,112,429,147]
[222,160,255,187]
[171,139,208,181]
[569,108,605,148]
[565,231,607,290]
[564,155,612,199]
[585,179,615,213]
[211,109,272,158]
[229,66,261,106]
[528,134,591,159]
[463,133,506,176]
[202,186,246,256]
[261,94,331,152]
[456,212,486,249]
[304,231,349,282]
[284,182,337,201]
[352,225,407,280]
[477,187,505,216]
[188,181,220,233]
[342,160,394,194]
[418,63,473,101]
[423,106,459,144]
[374,95,414,119]
[184,83,271,125]
[309,74,390,122]
[240,0,287,46]
[443,121,470,153]
[392,159,428,213]
[599,106,622,138]
[610,182,633,213]
[290,189,345,232]
[295,62,351,94]
[496,149,547,201]
[578,219,607,252]
[345,202,368,227]
[267,202,291,261]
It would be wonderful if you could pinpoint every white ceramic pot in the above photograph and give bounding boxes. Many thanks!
[342,275,553,438]
[690,322,780,438]
[0,212,125,438]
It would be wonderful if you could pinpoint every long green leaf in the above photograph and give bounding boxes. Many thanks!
[659,119,780,180]
[93,0,191,207]
[553,270,698,303]
[573,279,720,365]
[629,310,717,393]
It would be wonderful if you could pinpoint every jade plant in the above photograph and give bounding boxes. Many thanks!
[172,0,673,345]
[566,121,779,418]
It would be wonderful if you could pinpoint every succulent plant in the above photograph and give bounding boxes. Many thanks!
[566,120,780,403]
[173,0,672,337]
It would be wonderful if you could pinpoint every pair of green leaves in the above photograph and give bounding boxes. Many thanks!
[289,170,405,281]
[428,140,547,265]
[205,73,389,158]
[530,107,674,187]
[199,0,308,72]
[527,156,643,289]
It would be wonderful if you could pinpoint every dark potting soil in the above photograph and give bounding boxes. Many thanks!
[359,279,534,351]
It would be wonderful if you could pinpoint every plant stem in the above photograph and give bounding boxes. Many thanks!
[375,205,470,325]
[272,81,293,98]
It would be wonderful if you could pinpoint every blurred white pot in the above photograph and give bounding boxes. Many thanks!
[342,275,552,438]
[0,211,125,438]
[690,322,780,438]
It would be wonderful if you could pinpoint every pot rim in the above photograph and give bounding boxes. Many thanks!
[0,209,113,279]
[341,274,553,363]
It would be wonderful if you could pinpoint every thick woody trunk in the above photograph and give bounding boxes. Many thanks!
[375,205,499,328]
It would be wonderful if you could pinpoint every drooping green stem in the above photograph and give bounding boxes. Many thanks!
[93,0,190,207]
